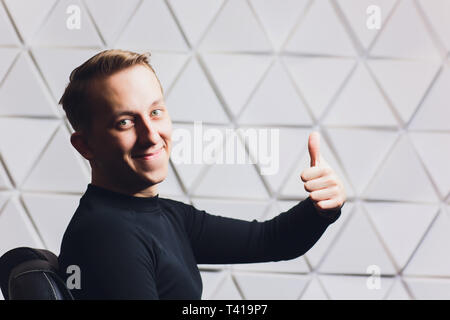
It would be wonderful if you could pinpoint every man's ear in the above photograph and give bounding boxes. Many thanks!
[71,131,94,161]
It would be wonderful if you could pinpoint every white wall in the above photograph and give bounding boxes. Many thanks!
[0,0,449,300]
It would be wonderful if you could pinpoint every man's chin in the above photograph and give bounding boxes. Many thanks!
[138,168,167,185]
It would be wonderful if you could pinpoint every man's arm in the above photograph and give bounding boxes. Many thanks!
[183,196,340,265]
[183,131,345,265]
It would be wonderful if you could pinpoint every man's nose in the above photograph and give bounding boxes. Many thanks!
[138,117,160,144]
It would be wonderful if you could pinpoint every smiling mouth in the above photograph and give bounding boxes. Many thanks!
[133,147,163,158]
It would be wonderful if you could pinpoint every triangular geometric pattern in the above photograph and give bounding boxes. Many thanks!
[148,52,190,93]
[364,202,438,270]
[84,0,140,46]
[32,47,100,103]
[324,63,398,127]
[404,277,450,300]
[284,0,356,56]
[336,0,398,50]
[0,118,59,187]
[191,127,270,200]
[403,208,450,277]
[410,64,450,131]
[201,53,272,117]
[304,202,354,269]
[0,162,13,190]
[0,0,449,300]
[233,272,310,299]
[238,60,313,126]
[166,57,229,123]
[245,127,310,195]
[367,59,440,123]
[0,48,18,84]
[199,0,272,52]
[170,122,223,192]
[319,204,397,275]
[410,132,450,198]
[418,0,450,51]
[0,53,59,117]
[319,274,394,299]
[22,192,79,254]
[300,276,328,300]
[385,278,411,300]
[168,0,224,48]
[200,271,227,300]
[249,0,309,51]
[4,0,56,43]
[0,2,20,46]
[209,273,243,299]
[0,192,11,210]
[364,134,439,202]
[326,128,398,195]
[283,56,356,120]
[116,0,188,51]
[21,124,90,193]
[33,0,103,47]
[0,197,45,256]
[370,0,441,60]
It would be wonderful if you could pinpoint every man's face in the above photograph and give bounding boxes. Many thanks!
[84,65,172,193]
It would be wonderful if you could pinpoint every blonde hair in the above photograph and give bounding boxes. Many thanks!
[59,49,163,133]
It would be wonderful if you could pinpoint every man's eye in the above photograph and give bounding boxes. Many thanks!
[151,109,163,117]
[118,119,132,127]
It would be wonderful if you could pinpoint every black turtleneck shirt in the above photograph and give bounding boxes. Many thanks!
[57,183,341,300]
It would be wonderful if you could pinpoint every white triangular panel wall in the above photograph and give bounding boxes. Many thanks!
[370,0,441,60]
[22,192,79,254]
[0,0,448,300]
[336,0,398,50]
[4,0,56,43]
[410,63,450,131]
[300,276,329,299]
[116,0,188,51]
[33,0,103,47]
[199,0,272,52]
[405,277,450,300]
[319,274,394,300]
[284,0,356,56]
[168,0,224,48]
[0,197,45,256]
[233,272,309,299]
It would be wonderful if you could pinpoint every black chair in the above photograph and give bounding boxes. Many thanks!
[0,247,73,300]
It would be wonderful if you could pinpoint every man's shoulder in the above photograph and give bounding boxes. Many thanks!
[158,196,193,210]
[62,202,135,243]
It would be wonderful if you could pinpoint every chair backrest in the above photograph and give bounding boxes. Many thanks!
[0,247,73,300]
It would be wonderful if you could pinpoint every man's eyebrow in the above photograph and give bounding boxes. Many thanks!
[112,98,165,118]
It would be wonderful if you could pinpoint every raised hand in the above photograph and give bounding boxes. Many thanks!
[300,132,346,214]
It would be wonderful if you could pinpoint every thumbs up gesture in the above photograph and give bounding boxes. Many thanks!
[300,132,346,214]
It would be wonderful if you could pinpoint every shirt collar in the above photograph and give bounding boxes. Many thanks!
[82,183,160,212]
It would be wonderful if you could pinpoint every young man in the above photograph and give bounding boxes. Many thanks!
[57,49,346,299]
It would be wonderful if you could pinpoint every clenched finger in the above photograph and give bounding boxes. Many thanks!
[310,186,339,202]
[301,166,332,182]
[315,199,343,211]
[304,175,338,192]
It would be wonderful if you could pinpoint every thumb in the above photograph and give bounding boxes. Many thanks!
[308,131,321,167]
